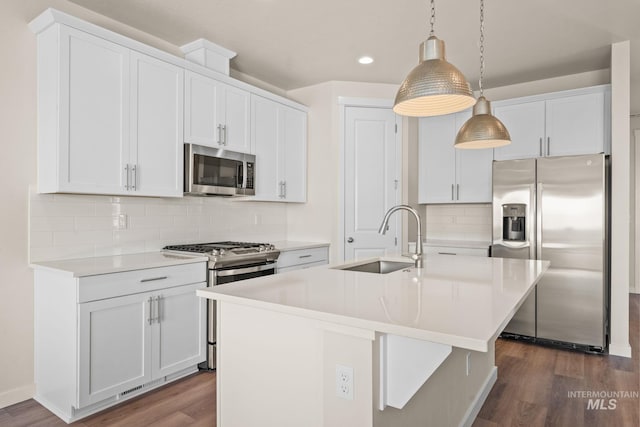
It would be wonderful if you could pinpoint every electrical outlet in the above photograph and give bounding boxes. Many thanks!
[336,364,353,400]
[466,352,471,376]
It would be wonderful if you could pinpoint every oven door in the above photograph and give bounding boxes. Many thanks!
[206,261,276,369]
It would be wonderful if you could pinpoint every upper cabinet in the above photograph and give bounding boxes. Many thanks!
[35,25,183,197]
[30,9,308,199]
[184,71,251,153]
[418,110,494,204]
[493,85,610,161]
[251,95,307,202]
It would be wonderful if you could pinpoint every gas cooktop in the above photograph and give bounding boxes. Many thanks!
[163,241,280,268]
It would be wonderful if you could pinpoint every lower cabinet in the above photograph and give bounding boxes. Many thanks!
[277,245,329,273]
[34,262,206,423]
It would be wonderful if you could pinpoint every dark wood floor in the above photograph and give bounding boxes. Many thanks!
[1,295,638,427]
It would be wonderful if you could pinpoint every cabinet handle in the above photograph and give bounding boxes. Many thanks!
[279,181,285,198]
[456,184,459,200]
[438,252,457,255]
[140,276,168,283]
[451,184,454,201]
[546,137,550,156]
[539,137,543,157]
[217,124,223,145]
[124,164,130,190]
[131,165,137,191]
[147,296,154,325]
[222,125,227,145]
[282,181,287,199]
[155,296,162,323]
[299,254,312,259]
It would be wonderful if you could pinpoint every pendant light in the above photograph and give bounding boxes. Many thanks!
[393,0,476,117]
[455,0,511,149]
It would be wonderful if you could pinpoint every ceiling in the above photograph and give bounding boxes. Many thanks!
[69,0,640,114]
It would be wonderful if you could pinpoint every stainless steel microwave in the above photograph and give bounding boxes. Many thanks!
[184,144,255,196]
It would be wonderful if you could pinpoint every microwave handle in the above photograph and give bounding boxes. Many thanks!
[237,163,244,189]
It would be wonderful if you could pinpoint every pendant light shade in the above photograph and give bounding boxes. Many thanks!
[455,0,511,149]
[455,96,511,148]
[393,36,476,117]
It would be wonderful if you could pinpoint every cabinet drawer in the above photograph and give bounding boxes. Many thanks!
[424,246,489,257]
[277,260,327,274]
[277,247,329,270]
[79,262,207,302]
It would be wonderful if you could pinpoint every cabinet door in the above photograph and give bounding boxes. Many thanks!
[493,100,545,160]
[454,111,494,203]
[184,71,221,147]
[281,106,307,202]
[252,95,281,201]
[59,26,130,194]
[545,91,606,157]
[220,83,251,153]
[130,52,184,197]
[78,293,151,407]
[152,283,206,378]
[418,115,456,203]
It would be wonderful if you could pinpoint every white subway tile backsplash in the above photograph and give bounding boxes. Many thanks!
[424,203,492,242]
[28,187,288,262]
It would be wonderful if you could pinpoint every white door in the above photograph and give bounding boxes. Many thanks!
[493,100,546,160]
[344,107,400,261]
[418,115,456,203]
[152,283,206,378]
[281,106,307,202]
[184,71,221,147]
[78,293,151,407]
[130,52,184,197]
[61,26,130,194]
[220,83,251,153]
[251,95,281,200]
[545,92,605,157]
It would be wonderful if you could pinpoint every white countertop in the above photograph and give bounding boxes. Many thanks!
[272,240,330,251]
[30,252,208,277]
[421,240,492,249]
[198,254,549,352]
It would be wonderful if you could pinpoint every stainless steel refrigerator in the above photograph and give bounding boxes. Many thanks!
[491,154,609,351]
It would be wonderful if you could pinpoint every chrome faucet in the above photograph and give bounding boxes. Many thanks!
[378,205,423,268]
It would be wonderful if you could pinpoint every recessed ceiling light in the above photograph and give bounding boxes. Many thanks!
[358,56,374,65]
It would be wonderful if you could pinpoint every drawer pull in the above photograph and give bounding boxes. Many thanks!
[140,276,168,283]
[438,252,457,256]
[298,254,312,259]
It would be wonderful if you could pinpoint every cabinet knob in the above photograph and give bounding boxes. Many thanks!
[347,237,354,243]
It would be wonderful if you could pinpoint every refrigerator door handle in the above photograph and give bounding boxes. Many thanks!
[539,137,543,157]
[536,182,543,260]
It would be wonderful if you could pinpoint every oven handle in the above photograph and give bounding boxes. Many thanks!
[215,262,276,277]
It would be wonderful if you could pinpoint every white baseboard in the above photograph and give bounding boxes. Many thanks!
[609,343,633,358]
[459,366,498,427]
[0,383,35,409]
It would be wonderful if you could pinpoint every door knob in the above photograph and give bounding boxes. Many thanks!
[347,237,354,243]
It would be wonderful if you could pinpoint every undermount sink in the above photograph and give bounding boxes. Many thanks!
[335,260,414,274]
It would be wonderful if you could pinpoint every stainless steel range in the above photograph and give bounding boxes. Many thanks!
[163,241,280,370]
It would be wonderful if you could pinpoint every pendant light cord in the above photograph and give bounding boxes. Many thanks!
[479,0,485,97]
[429,0,436,37]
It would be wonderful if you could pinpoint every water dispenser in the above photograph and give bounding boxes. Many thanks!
[502,204,526,241]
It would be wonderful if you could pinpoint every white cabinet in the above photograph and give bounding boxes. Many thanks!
[251,95,307,202]
[493,86,610,160]
[418,111,493,204]
[184,70,251,153]
[35,25,183,197]
[34,261,206,423]
[277,245,329,273]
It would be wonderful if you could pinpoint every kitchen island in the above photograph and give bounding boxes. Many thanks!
[197,254,549,427]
